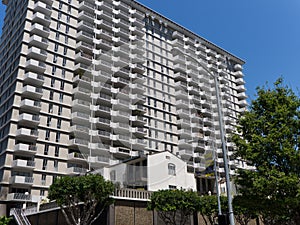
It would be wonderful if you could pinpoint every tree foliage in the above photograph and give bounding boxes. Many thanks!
[198,195,228,225]
[148,189,200,225]
[48,174,114,225]
[0,216,12,225]
[232,79,300,225]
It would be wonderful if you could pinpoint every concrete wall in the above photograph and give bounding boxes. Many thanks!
[148,152,196,191]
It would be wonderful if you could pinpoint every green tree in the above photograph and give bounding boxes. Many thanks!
[198,195,227,225]
[232,79,300,225]
[0,216,12,225]
[233,195,258,225]
[148,189,200,225]
[48,174,114,225]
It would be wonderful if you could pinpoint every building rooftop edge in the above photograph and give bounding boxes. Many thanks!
[130,0,245,65]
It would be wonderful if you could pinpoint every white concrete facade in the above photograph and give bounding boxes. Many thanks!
[97,151,196,191]
[0,0,247,215]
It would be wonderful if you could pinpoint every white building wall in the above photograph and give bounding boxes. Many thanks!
[147,152,196,191]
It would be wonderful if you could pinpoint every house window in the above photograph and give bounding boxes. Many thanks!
[110,170,116,181]
[168,163,176,176]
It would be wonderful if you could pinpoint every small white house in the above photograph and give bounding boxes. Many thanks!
[95,151,197,191]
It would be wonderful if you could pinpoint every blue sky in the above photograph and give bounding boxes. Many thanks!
[0,1,299,100]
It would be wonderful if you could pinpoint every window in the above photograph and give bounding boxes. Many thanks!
[49,91,53,100]
[56,132,60,142]
[46,116,52,127]
[55,32,59,40]
[60,80,65,90]
[53,54,57,63]
[52,65,56,75]
[54,43,58,52]
[59,93,63,102]
[58,106,62,115]
[48,103,53,113]
[41,174,46,185]
[40,190,45,196]
[45,130,50,140]
[57,119,61,129]
[44,144,49,155]
[62,58,66,66]
[51,78,55,87]
[59,1,63,9]
[168,163,176,176]
[42,159,48,170]
[54,160,58,171]
[63,47,67,55]
[55,146,59,157]
[110,170,116,181]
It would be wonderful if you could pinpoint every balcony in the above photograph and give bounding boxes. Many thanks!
[176,99,189,107]
[174,72,187,82]
[72,99,90,112]
[20,99,41,112]
[9,176,34,186]
[23,72,44,86]
[234,71,244,78]
[66,167,88,175]
[94,28,112,41]
[6,193,32,202]
[177,109,190,118]
[94,19,112,31]
[94,59,112,72]
[77,30,93,44]
[33,1,51,15]
[93,117,110,129]
[88,155,110,168]
[95,9,112,21]
[70,125,89,139]
[111,99,129,109]
[178,128,191,139]
[130,94,146,104]
[74,63,91,75]
[129,83,145,94]
[129,8,144,19]
[111,122,129,133]
[130,104,146,114]
[30,23,50,37]
[97,93,111,104]
[28,34,48,49]
[111,110,129,122]
[21,85,43,99]
[130,73,145,84]
[71,112,89,124]
[78,11,94,23]
[73,86,91,99]
[16,128,38,140]
[131,127,147,137]
[113,1,129,11]
[14,144,37,155]
[32,12,51,26]
[236,85,246,92]
[69,138,89,149]
[238,99,248,107]
[131,138,146,149]
[12,159,35,170]
[18,113,40,126]
[173,63,186,73]
[67,152,87,163]
[110,147,130,158]
[75,51,93,65]
[25,59,46,73]
[78,1,94,13]
[129,26,143,36]
[179,149,193,159]
[130,116,146,125]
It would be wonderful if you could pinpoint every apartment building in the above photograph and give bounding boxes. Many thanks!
[0,0,247,215]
